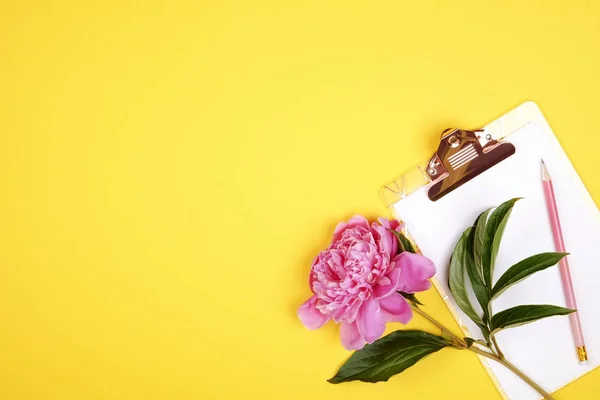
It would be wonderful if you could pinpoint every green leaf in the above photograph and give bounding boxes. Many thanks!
[399,291,423,306]
[491,252,568,299]
[464,223,490,320]
[473,208,492,282]
[490,305,575,335]
[328,330,449,384]
[462,337,488,348]
[448,228,484,327]
[390,230,416,254]
[482,198,521,288]
[480,327,491,344]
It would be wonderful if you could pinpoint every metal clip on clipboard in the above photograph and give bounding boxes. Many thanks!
[426,128,516,201]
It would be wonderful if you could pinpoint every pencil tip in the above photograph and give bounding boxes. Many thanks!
[541,159,550,181]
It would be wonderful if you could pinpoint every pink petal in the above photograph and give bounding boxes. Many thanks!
[348,215,369,228]
[333,215,370,240]
[394,252,436,293]
[373,267,402,299]
[376,218,404,257]
[379,295,413,324]
[377,276,391,286]
[389,230,398,258]
[356,297,385,344]
[377,217,401,231]
[372,224,394,258]
[298,295,330,330]
[340,321,366,350]
[332,222,348,240]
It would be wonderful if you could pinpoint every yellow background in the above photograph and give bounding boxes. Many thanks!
[1,1,599,399]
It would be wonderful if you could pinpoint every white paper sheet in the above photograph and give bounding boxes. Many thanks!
[391,104,600,400]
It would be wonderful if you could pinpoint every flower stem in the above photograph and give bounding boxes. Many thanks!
[410,304,554,400]
[469,346,555,400]
[491,336,505,359]
[410,304,467,347]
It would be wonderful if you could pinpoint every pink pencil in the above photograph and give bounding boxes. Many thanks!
[541,160,587,364]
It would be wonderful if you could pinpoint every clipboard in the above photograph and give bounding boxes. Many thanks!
[381,102,600,400]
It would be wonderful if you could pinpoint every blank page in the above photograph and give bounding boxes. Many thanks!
[391,104,600,400]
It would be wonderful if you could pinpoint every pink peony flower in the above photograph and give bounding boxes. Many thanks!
[298,216,436,350]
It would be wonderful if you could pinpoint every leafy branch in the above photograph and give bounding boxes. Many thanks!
[448,199,573,356]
